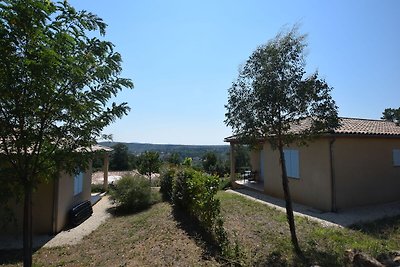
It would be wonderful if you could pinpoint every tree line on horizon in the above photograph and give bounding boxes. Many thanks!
[97,142,251,178]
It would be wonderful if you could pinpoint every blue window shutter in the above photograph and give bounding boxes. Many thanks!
[393,149,400,166]
[283,149,299,179]
[74,172,84,195]
[291,150,299,178]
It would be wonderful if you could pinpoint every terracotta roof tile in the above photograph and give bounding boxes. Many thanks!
[289,117,400,136]
[224,117,400,142]
[333,117,400,136]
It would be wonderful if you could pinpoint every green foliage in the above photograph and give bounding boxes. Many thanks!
[91,183,105,193]
[382,107,400,124]
[100,142,230,161]
[202,152,218,173]
[234,145,250,172]
[110,143,131,171]
[0,0,133,263]
[218,175,231,190]
[170,167,229,253]
[159,168,176,201]
[225,26,339,147]
[172,168,194,210]
[138,151,161,179]
[224,25,339,255]
[166,152,180,166]
[109,175,159,212]
[0,0,133,186]
[202,152,230,177]
[182,157,193,167]
[186,171,220,229]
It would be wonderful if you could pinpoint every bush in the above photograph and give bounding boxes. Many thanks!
[109,174,154,212]
[170,167,229,252]
[186,171,220,229]
[172,168,195,210]
[91,183,105,193]
[219,175,231,190]
[159,168,176,201]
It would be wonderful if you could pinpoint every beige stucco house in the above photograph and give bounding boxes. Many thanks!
[1,144,112,236]
[225,117,400,212]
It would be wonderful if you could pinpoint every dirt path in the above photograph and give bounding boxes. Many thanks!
[44,195,114,247]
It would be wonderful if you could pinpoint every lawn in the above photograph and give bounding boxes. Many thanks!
[1,191,399,266]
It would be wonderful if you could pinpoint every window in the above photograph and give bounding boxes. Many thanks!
[393,149,400,166]
[284,149,300,179]
[74,172,84,195]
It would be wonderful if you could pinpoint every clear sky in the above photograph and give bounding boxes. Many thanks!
[69,0,400,145]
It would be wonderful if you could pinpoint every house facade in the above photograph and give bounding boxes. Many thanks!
[226,118,400,212]
[2,144,112,236]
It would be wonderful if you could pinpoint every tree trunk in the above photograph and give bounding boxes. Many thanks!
[23,184,33,267]
[278,144,302,256]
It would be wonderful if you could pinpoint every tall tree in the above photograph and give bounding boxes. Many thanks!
[138,151,161,184]
[225,26,338,255]
[0,1,133,266]
[110,143,130,171]
[202,152,218,173]
[382,108,400,124]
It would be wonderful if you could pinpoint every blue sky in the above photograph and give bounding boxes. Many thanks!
[69,0,400,145]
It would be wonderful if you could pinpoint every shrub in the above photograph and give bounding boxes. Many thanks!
[109,174,153,212]
[91,183,105,193]
[186,171,220,229]
[171,167,229,252]
[219,175,231,190]
[160,168,176,201]
[172,168,195,210]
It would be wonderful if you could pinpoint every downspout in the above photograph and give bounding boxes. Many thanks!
[329,137,337,212]
[52,174,59,235]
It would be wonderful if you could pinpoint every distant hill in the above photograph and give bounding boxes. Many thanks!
[99,142,230,160]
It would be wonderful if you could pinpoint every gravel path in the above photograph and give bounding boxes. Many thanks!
[228,188,400,227]
[0,195,114,250]
[44,195,113,247]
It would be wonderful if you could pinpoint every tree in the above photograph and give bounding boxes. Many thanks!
[166,152,180,166]
[382,108,400,124]
[182,157,193,167]
[202,152,218,173]
[110,143,130,171]
[234,145,250,172]
[138,151,161,184]
[0,1,133,266]
[225,26,338,255]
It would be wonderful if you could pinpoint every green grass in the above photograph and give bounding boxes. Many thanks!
[218,191,400,266]
[1,191,399,266]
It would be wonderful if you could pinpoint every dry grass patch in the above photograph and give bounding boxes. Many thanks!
[2,191,400,266]
[1,202,219,267]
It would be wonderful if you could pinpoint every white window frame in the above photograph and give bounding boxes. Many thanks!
[393,149,400,166]
[284,149,300,179]
[74,171,84,196]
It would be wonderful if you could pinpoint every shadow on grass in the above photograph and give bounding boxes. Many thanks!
[106,204,153,217]
[253,247,342,267]
[350,215,400,239]
[302,247,342,267]
[0,247,41,265]
[171,207,220,262]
